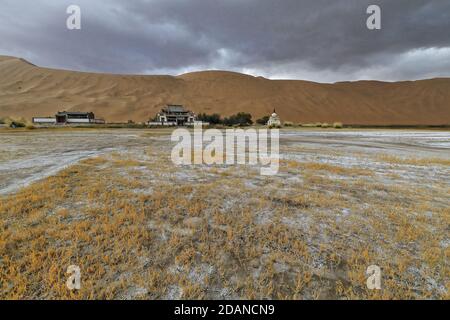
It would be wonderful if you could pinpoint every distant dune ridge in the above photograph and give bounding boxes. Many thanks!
[0,55,449,125]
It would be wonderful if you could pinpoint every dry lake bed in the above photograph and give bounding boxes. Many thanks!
[0,128,449,299]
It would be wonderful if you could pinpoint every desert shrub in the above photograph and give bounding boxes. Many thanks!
[3,117,28,128]
[333,122,343,129]
[321,123,330,128]
[284,121,294,127]
[256,116,270,125]
[0,116,12,125]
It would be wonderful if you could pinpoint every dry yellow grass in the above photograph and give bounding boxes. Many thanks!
[377,154,450,166]
[0,133,448,300]
[283,159,373,176]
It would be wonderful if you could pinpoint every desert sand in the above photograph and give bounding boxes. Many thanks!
[0,55,449,125]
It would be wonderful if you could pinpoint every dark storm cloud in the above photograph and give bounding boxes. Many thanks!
[0,0,449,82]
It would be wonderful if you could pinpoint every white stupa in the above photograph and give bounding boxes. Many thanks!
[267,109,281,127]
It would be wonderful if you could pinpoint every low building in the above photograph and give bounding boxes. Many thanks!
[149,105,196,126]
[33,111,105,125]
[55,111,95,124]
[267,109,281,127]
[32,117,56,124]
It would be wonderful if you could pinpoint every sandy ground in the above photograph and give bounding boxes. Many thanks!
[1,129,448,196]
[0,128,449,299]
[0,130,148,195]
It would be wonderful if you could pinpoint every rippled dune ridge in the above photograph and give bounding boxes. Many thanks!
[1,55,450,125]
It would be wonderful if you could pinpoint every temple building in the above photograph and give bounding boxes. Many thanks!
[267,109,281,127]
[33,111,105,125]
[150,105,196,126]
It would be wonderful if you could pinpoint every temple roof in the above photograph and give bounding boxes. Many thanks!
[165,105,186,113]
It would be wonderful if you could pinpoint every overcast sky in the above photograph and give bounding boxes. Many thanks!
[1,0,449,82]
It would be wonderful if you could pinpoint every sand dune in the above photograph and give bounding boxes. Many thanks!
[0,55,449,125]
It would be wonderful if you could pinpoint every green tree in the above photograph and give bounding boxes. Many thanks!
[223,112,253,126]
[256,116,270,125]
[197,113,222,124]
